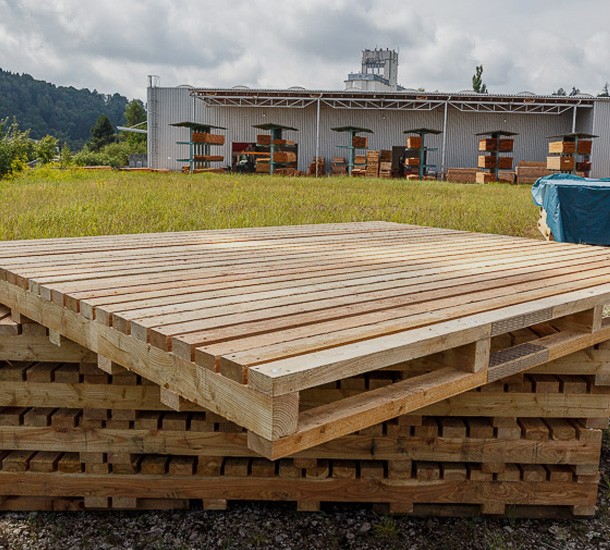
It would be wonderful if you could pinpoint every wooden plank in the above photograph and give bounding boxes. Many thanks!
[248,369,488,459]
[98,240,569,327]
[0,335,95,363]
[245,294,610,397]
[0,280,299,441]
[0,473,598,508]
[142,257,610,348]
[71,240,598,318]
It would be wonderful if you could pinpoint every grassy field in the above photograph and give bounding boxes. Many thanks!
[0,167,540,240]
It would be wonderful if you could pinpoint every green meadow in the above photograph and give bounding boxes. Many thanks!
[0,167,540,240]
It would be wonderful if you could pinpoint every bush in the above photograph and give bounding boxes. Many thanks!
[0,118,34,178]
[35,135,59,164]
[73,140,146,169]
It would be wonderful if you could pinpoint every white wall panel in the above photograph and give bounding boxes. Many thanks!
[149,87,601,176]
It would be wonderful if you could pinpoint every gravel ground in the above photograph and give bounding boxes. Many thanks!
[1,434,609,550]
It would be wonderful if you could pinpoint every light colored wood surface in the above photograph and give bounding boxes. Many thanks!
[1,222,609,458]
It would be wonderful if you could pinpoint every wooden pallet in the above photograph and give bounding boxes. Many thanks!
[0,223,609,460]
[0,340,608,515]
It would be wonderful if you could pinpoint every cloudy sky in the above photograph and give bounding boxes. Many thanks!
[1,0,609,100]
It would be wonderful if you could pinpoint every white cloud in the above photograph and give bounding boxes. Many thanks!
[0,0,609,98]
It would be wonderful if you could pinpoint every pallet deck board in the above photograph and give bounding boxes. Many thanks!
[0,222,609,458]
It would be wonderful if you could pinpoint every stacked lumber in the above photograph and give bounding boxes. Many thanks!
[477,156,513,170]
[366,151,380,177]
[378,150,392,178]
[1,223,610,518]
[445,168,477,183]
[475,171,516,184]
[478,139,513,152]
[406,136,422,149]
[193,155,224,163]
[547,139,592,174]
[515,162,553,185]
[308,157,325,176]
[547,156,575,171]
[256,134,271,146]
[272,151,297,164]
[192,133,225,145]
[255,159,270,173]
[352,136,368,148]
[548,141,592,155]
[476,137,514,184]
[0,318,609,515]
[354,155,367,167]
[379,161,392,178]
[330,157,346,175]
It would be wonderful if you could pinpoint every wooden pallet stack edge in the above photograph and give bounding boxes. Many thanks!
[0,320,608,515]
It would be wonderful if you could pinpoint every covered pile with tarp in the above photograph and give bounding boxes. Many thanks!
[532,173,610,245]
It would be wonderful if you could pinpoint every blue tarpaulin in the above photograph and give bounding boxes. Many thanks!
[532,173,610,245]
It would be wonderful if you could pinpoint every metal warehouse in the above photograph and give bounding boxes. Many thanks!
[146,53,610,178]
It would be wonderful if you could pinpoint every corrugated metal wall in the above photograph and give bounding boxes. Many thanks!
[592,101,610,178]
[149,87,601,175]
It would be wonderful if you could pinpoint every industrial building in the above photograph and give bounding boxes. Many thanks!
[147,50,610,178]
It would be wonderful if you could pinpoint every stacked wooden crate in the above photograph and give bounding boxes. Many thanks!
[330,157,347,175]
[352,155,367,176]
[366,151,380,177]
[379,150,392,178]
[0,309,609,516]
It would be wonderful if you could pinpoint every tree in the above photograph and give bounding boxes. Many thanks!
[88,115,115,151]
[552,88,567,96]
[122,99,146,146]
[59,143,73,169]
[569,87,581,96]
[124,99,146,127]
[35,135,59,164]
[472,65,488,94]
[599,82,610,97]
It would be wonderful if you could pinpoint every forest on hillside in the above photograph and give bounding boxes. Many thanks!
[0,69,141,148]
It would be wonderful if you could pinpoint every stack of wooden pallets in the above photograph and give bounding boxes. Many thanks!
[379,150,392,178]
[366,151,380,177]
[330,157,346,175]
[0,222,609,516]
[515,161,553,185]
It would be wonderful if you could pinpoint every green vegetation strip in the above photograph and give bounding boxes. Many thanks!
[0,168,539,240]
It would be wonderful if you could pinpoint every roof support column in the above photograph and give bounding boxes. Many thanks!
[440,99,450,179]
[315,96,321,177]
[572,103,579,133]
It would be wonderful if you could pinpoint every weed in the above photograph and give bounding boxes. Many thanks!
[372,515,400,539]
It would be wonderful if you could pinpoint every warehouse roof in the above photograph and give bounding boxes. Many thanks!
[189,87,600,114]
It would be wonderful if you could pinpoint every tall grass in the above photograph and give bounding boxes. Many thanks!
[0,167,540,240]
